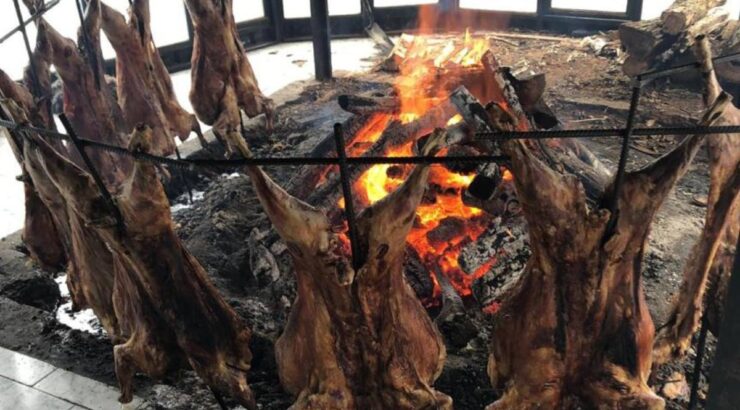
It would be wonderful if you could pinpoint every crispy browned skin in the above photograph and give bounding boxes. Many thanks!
[485,91,730,410]
[100,0,205,156]
[653,35,740,364]
[0,70,66,272]
[29,0,130,188]
[28,125,256,408]
[243,131,451,409]
[184,0,274,155]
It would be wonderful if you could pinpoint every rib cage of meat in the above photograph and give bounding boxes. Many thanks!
[244,130,452,409]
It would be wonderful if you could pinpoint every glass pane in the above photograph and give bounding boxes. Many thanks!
[101,0,128,59]
[148,0,190,47]
[641,0,674,19]
[44,0,81,40]
[100,0,188,54]
[460,0,536,13]
[0,4,36,79]
[551,0,628,13]
[283,0,361,18]
[234,0,266,22]
[375,0,437,7]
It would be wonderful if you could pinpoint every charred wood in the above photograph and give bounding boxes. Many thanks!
[337,94,399,116]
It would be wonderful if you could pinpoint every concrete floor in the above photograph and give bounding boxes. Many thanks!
[0,346,141,410]
[0,38,378,238]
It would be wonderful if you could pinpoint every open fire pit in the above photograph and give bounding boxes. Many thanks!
[0,1,738,410]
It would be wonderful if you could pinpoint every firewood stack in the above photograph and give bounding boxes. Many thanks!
[619,0,739,82]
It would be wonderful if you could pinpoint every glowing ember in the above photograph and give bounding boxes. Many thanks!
[343,30,501,300]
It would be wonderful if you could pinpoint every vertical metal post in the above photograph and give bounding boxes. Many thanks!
[605,81,642,236]
[266,0,285,42]
[334,123,361,270]
[12,0,41,96]
[310,0,332,81]
[707,234,740,409]
[58,114,124,233]
[75,0,101,90]
[626,0,644,21]
[175,146,194,204]
[689,316,709,410]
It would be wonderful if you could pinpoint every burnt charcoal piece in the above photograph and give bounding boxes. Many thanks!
[443,145,481,174]
[0,270,61,311]
[426,217,467,246]
[467,164,502,201]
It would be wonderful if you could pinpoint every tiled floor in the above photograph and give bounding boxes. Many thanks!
[0,347,141,410]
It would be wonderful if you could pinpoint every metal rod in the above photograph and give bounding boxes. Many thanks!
[209,387,228,410]
[638,51,740,85]
[175,146,194,204]
[706,233,740,408]
[605,83,642,236]
[12,0,41,96]
[689,315,709,410]
[2,117,740,150]
[334,123,362,270]
[0,0,60,44]
[58,114,124,233]
[75,0,101,90]
[310,0,332,81]
[1,117,739,170]
[476,125,740,140]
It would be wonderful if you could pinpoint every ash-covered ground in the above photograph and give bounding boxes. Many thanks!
[0,30,731,409]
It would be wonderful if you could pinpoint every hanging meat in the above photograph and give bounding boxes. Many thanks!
[100,0,205,156]
[23,124,256,408]
[184,0,275,156]
[0,70,66,272]
[241,131,451,409]
[653,35,740,365]
[481,70,731,409]
[26,0,131,188]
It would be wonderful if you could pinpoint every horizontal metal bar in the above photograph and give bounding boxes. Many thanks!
[2,118,739,171]
[476,125,740,140]
[638,51,740,84]
[0,0,60,44]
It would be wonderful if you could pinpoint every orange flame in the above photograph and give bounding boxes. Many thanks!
[341,29,501,300]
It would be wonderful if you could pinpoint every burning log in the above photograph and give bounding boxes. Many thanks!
[308,92,464,207]
[99,0,205,156]
[483,69,731,409]
[338,94,400,116]
[184,0,274,155]
[653,35,740,365]
[243,130,452,409]
[28,0,131,188]
[28,125,256,408]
